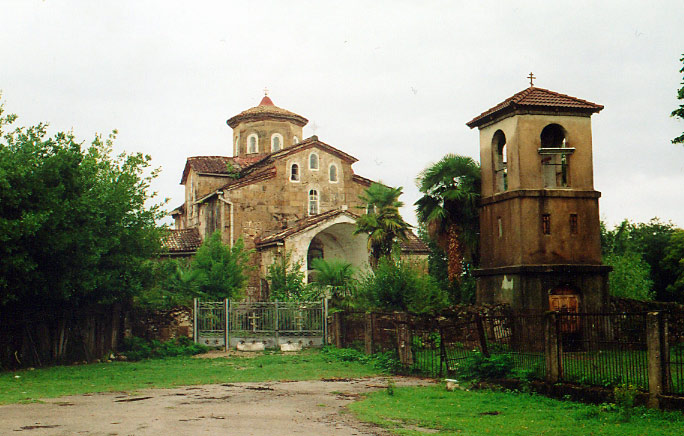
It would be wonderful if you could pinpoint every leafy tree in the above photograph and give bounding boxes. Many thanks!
[136,259,201,309]
[662,230,684,302]
[266,252,315,301]
[191,232,251,300]
[415,154,481,284]
[604,251,654,301]
[357,257,448,314]
[310,258,357,308]
[0,103,163,308]
[672,54,684,145]
[354,183,411,269]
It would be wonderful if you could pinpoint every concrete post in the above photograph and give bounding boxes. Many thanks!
[544,312,562,383]
[364,312,374,355]
[646,312,668,408]
[475,314,490,358]
[396,312,413,367]
[333,312,343,348]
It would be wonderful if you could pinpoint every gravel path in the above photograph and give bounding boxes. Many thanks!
[0,377,433,435]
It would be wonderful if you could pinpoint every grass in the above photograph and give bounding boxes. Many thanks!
[0,349,383,404]
[349,385,684,436]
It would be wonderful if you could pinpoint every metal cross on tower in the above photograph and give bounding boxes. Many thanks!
[527,72,536,86]
[263,87,269,96]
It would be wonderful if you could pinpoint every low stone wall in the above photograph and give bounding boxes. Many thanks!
[130,307,193,341]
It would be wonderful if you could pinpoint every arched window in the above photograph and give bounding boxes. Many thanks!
[293,136,300,145]
[329,164,338,183]
[247,133,258,154]
[492,130,507,192]
[539,124,571,188]
[308,189,319,215]
[271,133,283,152]
[290,163,300,182]
[309,152,319,170]
[234,136,239,155]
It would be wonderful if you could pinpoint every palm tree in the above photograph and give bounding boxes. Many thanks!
[310,258,356,308]
[415,154,481,283]
[354,183,411,269]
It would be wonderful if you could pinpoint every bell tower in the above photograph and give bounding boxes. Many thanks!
[467,84,611,312]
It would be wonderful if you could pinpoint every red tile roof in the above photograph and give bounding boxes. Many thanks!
[161,228,202,254]
[180,155,262,184]
[466,86,604,128]
[400,231,430,253]
[255,209,357,247]
[227,97,308,128]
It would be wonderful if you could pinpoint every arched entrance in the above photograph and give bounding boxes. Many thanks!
[305,222,367,282]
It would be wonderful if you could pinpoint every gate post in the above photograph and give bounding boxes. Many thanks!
[396,312,413,367]
[364,312,374,355]
[646,311,669,408]
[322,298,328,346]
[193,298,198,344]
[544,312,562,383]
[224,299,229,351]
[274,300,279,347]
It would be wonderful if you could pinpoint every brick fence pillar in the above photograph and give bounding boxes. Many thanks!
[364,312,374,355]
[646,311,669,408]
[396,312,413,367]
[544,312,562,383]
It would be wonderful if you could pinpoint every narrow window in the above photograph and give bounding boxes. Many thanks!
[293,136,300,144]
[234,136,239,155]
[271,133,283,152]
[329,164,338,182]
[247,134,258,154]
[542,214,551,235]
[497,217,503,238]
[570,214,578,235]
[309,152,319,170]
[308,189,319,215]
[290,163,300,182]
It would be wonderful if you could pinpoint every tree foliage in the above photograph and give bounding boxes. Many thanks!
[601,219,681,301]
[191,232,251,300]
[0,103,164,308]
[672,54,684,145]
[357,257,448,314]
[662,230,684,301]
[354,183,411,269]
[310,258,357,308]
[415,154,481,283]
[266,252,317,301]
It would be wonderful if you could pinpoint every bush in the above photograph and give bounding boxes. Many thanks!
[455,352,514,380]
[321,346,401,373]
[120,336,209,361]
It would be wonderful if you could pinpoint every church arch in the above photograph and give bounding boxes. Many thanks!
[492,130,507,192]
[309,152,319,170]
[247,133,259,154]
[271,133,283,152]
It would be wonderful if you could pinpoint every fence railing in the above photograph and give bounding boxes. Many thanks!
[329,310,684,407]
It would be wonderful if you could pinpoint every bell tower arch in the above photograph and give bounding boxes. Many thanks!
[467,85,611,312]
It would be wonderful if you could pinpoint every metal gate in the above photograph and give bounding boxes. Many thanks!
[193,299,327,350]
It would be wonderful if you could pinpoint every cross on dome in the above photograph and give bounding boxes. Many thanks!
[527,72,536,86]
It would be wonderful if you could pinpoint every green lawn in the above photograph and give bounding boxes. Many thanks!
[349,385,684,436]
[0,349,383,404]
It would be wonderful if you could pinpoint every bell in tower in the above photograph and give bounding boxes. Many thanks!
[466,80,611,313]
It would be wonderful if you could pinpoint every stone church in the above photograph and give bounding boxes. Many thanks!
[163,94,427,300]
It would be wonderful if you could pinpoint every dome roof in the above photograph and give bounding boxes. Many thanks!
[227,96,308,128]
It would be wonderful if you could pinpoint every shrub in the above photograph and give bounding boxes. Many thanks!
[120,336,209,361]
[455,352,514,380]
[321,346,401,373]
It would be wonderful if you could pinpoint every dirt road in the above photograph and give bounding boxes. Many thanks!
[0,377,432,435]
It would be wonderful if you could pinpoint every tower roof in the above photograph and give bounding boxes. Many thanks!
[466,86,604,129]
[227,95,308,128]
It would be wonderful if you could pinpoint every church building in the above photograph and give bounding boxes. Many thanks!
[467,84,611,313]
[164,94,427,300]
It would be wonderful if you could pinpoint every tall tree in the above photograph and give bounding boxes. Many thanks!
[661,230,684,303]
[354,183,411,269]
[673,54,684,145]
[191,232,251,300]
[415,154,481,283]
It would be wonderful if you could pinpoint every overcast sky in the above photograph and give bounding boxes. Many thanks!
[2,1,683,229]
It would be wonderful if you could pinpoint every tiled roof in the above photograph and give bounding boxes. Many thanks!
[399,231,429,253]
[180,155,262,184]
[161,228,202,253]
[227,97,308,128]
[466,86,604,128]
[255,209,358,247]
[170,203,185,215]
[352,174,374,187]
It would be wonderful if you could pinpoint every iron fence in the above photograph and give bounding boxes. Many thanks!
[669,312,684,395]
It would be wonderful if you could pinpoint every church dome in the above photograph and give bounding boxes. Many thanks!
[227,96,308,128]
